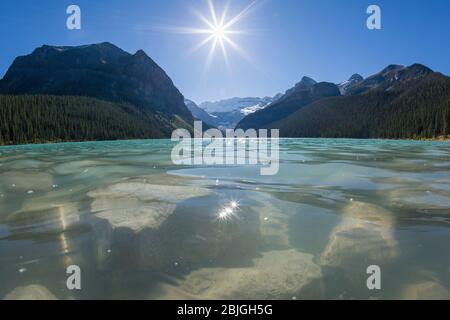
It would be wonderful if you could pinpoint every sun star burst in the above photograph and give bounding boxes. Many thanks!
[178,0,257,69]
[217,199,241,222]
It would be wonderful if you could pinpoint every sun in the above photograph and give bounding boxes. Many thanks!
[212,24,226,41]
[174,0,257,68]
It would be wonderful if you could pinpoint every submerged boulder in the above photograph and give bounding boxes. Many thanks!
[154,249,322,300]
[0,170,54,192]
[321,201,399,267]
[4,285,57,300]
[89,174,211,232]
[401,281,450,300]
[89,174,212,271]
[251,195,291,251]
[6,202,80,236]
[387,187,450,211]
[319,201,399,296]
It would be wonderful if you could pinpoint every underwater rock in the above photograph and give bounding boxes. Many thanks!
[318,201,400,297]
[0,171,54,192]
[251,196,290,250]
[3,285,57,300]
[89,174,211,231]
[89,174,212,271]
[92,197,176,232]
[155,249,322,300]
[51,160,110,176]
[5,202,80,237]
[401,281,450,300]
[321,201,399,267]
[387,187,450,211]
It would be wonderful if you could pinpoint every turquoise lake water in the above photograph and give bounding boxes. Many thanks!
[0,139,449,299]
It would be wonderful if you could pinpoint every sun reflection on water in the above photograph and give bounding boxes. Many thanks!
[217,200,240,222]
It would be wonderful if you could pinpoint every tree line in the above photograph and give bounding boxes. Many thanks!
[0,95,169,145]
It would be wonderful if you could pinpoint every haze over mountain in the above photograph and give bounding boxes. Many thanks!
[0,42,194,144]
[199,97,275,113]
[189,95,281,130]
[184,99,218,126]
[237,64,450,139]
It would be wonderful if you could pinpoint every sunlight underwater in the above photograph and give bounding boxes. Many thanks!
[0,139,450,299]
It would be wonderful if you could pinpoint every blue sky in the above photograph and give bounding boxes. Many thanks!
[1,0,449,103]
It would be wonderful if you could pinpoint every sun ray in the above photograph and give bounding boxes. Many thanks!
[196,12,216,30]
[189,33,216,55]
[168,27,213,35]
[219,37,229,68]
[223,35,252,62]
[223,0,258,30]
[208,0,219,26]
[171,0,258,68]
[205,37,219,72]
[224,30,249,35]
[220,2,229,26]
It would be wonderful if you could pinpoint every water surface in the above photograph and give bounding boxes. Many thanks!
[0,139,449,299]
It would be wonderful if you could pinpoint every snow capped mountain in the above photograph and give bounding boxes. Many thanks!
[240,103,269,116]
[199,97,276,113]
[338,74,364,95]
[191,94,281,129]
[240,93,283,116]
[184,99,218,126]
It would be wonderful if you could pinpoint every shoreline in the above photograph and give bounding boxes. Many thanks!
[0,136,449,148]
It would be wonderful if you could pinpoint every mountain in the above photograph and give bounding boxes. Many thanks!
[237,77,341,130]
[0,42,194,144]
[268,64,450,139]
[346,64,433,95]
[208,109,246,130]
[338,73,363,95]
[285,76,317,95]
[199,97,275,113]
[196,95,280,129]
[0,95,172,145]
[184,99,218,126]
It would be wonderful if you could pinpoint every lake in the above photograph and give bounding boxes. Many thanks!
[0,139,449,299]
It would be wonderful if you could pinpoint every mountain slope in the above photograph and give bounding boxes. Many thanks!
[0,95,179,145]
[0,43,194,144]
[346,64,433,96]
[199,97,275,113]
[338,74,363,95]
[237,77,341,130]
[272,69,450,139]
[185,99,218,126]
[195,96,280,129]
[0,42,192,119]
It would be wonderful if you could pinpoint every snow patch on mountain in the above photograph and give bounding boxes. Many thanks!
[338,74,364,95]
[240,102,271,116]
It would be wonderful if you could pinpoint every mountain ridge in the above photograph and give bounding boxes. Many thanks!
[237,79,341,130]
[259,64,449,139]
[193,95,281,129]
[0,42,194,144]
[0,42,192,120]
[1,43,448,144]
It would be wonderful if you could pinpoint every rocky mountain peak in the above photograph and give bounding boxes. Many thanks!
[296,76,317,89]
